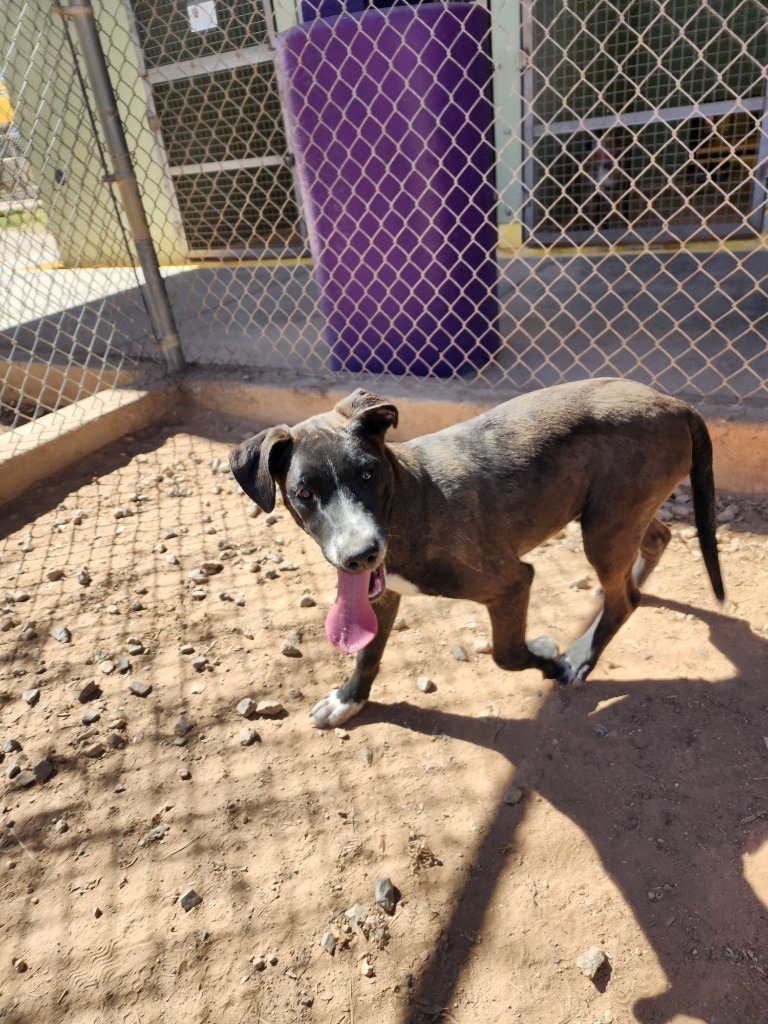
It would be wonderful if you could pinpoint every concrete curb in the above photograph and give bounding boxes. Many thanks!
[0,383,180,506]
[180,372,497,442]
[0,360,131,410]
[1,372,766,507]
[184,372,768,496]
[706,421,768,496]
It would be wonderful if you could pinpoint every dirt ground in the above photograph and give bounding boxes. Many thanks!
[2,403,768,1024]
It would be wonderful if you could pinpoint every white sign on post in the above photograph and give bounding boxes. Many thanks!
[187,1,218,32]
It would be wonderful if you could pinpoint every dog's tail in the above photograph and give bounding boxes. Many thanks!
[687,409,725,603]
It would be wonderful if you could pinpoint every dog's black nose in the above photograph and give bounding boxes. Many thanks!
[343,544,381,572]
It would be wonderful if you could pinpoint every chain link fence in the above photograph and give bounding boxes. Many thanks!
[2,0,767,449]
[1,1,177,438]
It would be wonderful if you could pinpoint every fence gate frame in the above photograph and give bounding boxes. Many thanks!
[122,0,303,260]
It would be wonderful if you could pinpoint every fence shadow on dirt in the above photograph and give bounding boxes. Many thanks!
[362,597,768,1023]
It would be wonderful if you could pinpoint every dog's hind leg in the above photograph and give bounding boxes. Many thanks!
[632,516,671,588]
[311,590,401,728]
[559,573,641,685]
[559,522,645,685]
[486,562,564,679]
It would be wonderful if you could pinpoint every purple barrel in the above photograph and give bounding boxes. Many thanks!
[275,3,499,377]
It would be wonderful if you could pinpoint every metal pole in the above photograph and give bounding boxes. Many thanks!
[55,0,185,372]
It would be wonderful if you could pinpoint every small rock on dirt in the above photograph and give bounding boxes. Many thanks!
[3,739,22,754]
[473,639,492,654]
[179,888,202,912]
[34,759,54,783]
[236,698,257,719]
[320,931,336,955]
[345,903,367,928]
[299,594,316,608]
[375,876,397,914]
[718,503,740,524]
[256,700,284,717]
[174,714,196,737]
[82,743,105,759]
[503,786,524,806]
[77,681,101,703]
[575,946,609,980]
[77,570,91,587]
[669,502,690,517]
[13,770,36,789]
[178,768,192,780]
[52,626,71,644]
[569,575,592,590]
[141,822,170,845]
[239,727,259,746]
[47,568,65,582]
[360,747,374,766]
[280,642,302,658]
[417,676,435,693]
[129,680,152,698]
[361,959,375,978]
[450,645,468,662]
[22,689,40,707]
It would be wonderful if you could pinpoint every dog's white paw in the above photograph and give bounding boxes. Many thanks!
[310,689,366,729]
[554,654,589,688]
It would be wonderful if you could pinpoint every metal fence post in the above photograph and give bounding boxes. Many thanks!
[55,0,185,373]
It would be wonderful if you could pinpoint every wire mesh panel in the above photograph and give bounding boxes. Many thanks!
[110,0,766,401]
[1,2,170,442]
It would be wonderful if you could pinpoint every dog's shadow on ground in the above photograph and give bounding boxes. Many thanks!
[362,598,768,1023]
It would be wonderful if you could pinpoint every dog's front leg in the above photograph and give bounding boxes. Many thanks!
[486,563,569,681]
[311,590,401,728]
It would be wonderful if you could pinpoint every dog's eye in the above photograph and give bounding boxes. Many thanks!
[296,487,312,501]
[361,470,372,482]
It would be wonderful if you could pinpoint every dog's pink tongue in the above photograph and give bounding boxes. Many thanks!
[325,570,378,653]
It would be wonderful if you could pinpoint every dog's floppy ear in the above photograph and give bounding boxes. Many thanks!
[335,388,398,435]
[230,425,292,513]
